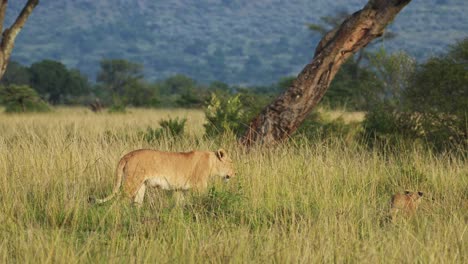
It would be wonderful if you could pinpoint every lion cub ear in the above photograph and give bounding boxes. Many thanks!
[404,190,411,195]
[216,149,226,160]
[417,191,424,197]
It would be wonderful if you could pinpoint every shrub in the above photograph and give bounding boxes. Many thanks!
[296,110,361,142]
[361,103,401,143]
[0,84,50,113]
[363,105,467,150]
[204,93,245,137]
[142,117,187,142]
[362,40,468,151]
[107,96,127,113]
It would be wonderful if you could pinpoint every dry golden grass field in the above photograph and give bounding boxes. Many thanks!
[0,107,466,263]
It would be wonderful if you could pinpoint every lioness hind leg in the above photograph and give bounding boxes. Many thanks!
[133,184,146,207]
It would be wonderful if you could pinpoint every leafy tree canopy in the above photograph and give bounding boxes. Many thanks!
[0,84,50,113]
[97,59,144,96]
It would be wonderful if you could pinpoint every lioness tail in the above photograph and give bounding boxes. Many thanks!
[93,158,127,204]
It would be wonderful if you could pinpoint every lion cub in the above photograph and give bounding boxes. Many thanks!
[390,190,423,222]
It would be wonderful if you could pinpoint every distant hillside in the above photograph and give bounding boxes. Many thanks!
[6,0,468,85]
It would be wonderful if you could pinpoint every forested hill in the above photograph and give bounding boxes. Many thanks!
[6,0,468,85]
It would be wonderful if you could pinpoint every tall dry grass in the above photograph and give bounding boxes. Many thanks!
[0,107,466,263]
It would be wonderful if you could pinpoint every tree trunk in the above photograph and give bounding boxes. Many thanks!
[241,0,412,148]
[0,0,39,79]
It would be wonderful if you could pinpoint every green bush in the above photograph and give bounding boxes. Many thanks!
[362,103,401,142]
[363,105,467,150]
[0,84,50,113]
[296,110,361,142]
[107,104,127,113]
[204,92,245,137]
[107,96,127,113]
[362,40,468,151]
[142,117,187,142]
[159,117,187,137]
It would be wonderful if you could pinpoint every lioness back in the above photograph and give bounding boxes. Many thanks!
[92,148,234,206]
[122,149,213,195]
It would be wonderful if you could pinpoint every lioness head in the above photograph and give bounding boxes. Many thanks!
[213,149,235,181]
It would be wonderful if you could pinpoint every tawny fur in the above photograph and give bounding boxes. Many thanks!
[92,148,234,206]
[390,191,423,222]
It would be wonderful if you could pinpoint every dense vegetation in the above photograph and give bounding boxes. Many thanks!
[1,38,466,151]
[6,0,468,84]
[0,108,466,262]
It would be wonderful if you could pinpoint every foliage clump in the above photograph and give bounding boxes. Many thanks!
[0,84,50,113]
[296,110,361,142]
[204,92,246,137]
[142,117,187,142]
[362,39,468,150]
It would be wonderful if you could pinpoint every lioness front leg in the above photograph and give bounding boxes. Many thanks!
[133,184,146,207]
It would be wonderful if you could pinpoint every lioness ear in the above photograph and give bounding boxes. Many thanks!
[216,149,226,160]
[418,191,424,197]
[404,190,411,195]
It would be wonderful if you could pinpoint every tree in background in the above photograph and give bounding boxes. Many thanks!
[123,82,159,107]
[0,0,39,80]
[1,59,91,105]
[405,39,467,116]
[97,59,144,96]
[160,74,207,108]
[29,60,68,104]
[67,69,91,97]
[0,61,30,86]
[160,74,196,95]
[0,84,49,112]
[29,60,90,104]
[363,38,467,150]
[96,59,146,109]
[368,48,416,108]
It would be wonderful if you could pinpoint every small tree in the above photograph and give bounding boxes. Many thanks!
[0,84,49,112]
[204,93,245,137]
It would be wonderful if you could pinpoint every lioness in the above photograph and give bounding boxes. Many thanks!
[390,190,423,222]
[91,148,235,206]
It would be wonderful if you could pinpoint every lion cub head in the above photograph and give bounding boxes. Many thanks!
[214,149,235,182]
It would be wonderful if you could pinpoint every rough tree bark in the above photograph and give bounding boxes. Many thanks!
[241,0,412,147]
[0,0,39,79]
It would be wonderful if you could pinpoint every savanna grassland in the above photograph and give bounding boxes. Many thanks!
[0,108,466,263]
